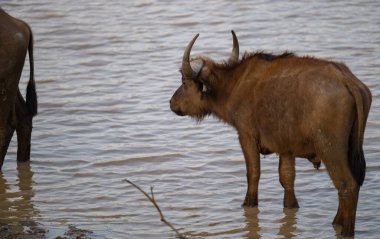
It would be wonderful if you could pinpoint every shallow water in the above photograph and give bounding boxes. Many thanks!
[1,1,380,238]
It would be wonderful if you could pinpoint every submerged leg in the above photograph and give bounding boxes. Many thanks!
[0,127,7,169]
[16,124,32,162]
[338,185,359,237]
[279,155,299,208]
[321,148,359,237]
[239,132,260,207]
[0,125,15,169]
[15,90,33,162]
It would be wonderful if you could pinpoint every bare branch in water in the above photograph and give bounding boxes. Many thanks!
[125,179,187,239]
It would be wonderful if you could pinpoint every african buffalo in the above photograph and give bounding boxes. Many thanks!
[170,31,371,237]
[0,9,37,169]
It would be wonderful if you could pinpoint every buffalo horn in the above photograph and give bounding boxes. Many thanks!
[228,30,239,63]
[182,33,199,78]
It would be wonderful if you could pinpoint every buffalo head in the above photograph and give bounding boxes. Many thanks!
[170,31,239,120]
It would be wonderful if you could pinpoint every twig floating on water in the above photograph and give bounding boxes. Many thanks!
[124,179,187,239]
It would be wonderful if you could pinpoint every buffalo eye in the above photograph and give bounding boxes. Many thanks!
[195,81,203,92]
[195,80,208,93]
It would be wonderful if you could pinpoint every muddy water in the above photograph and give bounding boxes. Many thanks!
[1,1,380,238]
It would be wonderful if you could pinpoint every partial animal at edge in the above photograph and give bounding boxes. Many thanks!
[0,8,38,169]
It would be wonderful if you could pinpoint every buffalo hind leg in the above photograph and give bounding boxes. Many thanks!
[16,124,32,162]
[321,149,359,237]
[279,155,299,208]
[15,90,33,162]
[336,184,359,237]
[0,126,15,169]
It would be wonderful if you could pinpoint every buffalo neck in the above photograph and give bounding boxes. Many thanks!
[207,66,241,124]
[206,57,271,126]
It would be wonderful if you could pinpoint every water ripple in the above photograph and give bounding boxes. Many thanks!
[1,0,380,238]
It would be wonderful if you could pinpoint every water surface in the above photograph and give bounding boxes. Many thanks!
[1,1,380,238]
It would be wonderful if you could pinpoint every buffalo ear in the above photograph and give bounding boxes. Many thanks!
[190,59,204,77]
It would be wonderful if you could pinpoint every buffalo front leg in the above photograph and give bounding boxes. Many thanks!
[279,155,299,208]
[239,132,260,207]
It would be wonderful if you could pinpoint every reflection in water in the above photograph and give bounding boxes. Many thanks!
[243,206,298,239]
[244,207,261,239]
[278,208,298,239]
[0,162,40,233]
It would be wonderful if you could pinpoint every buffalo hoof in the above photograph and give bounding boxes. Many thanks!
[283,191,299,209]
[284,201,299,209]
[332,217,355,237]
[333,218,355,237]
[242,195,258,207]
[340,226,355,238]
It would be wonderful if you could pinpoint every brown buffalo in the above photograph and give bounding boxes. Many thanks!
[170,31,371,237]
[0,8,37,169]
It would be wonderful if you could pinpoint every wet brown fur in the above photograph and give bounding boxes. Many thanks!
[170,35,372,237]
